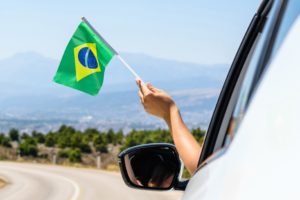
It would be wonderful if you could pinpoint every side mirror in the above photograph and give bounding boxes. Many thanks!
[118,143,187,191]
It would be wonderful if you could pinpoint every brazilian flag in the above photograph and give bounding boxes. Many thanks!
[53,18,116,96]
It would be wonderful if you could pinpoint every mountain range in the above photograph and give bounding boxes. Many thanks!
[0,52,229,133]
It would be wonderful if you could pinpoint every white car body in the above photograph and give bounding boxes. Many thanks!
[183,3,300,200]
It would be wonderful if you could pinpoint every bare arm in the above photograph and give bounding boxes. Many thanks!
[136,80,201,174]
[165,105,201,174]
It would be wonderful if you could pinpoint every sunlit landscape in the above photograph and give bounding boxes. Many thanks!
[0,0,260,199]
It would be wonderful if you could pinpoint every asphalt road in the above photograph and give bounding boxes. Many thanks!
[0,162,182,200]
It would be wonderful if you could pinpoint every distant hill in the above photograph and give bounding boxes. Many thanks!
[0,52,229,133]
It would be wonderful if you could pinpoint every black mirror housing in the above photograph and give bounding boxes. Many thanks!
[118,143,186,191]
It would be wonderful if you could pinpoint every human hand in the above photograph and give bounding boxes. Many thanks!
[136,79,176,121]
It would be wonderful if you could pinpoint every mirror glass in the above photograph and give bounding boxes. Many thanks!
[122,146,180,189]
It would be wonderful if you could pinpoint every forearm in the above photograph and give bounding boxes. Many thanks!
[164,104,202,175]
[136,80,201,174]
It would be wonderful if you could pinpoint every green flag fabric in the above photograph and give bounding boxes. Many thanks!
[53,20,116,95]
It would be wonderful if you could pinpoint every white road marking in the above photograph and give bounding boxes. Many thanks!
[60,175,80,200]
[0,165,81,200]
[0,162,182,200]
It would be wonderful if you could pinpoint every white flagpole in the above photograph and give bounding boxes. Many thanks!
[116,55,141,79]
[81,17,142,80]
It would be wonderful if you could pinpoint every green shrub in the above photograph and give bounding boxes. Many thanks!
[0,134,12,148]
[21,133,30,141]
[95,144,108,153]
[32,131,45,144]
[80,143,91,153]
[9,128,19,142]
[68,148,81,162]
[18,137,38,157]
[19,143,38,157]
[58,149,69,158]
[45,133,56,147]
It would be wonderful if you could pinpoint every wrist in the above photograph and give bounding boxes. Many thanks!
[164,102,179,124]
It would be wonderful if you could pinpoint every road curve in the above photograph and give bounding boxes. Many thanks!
[0,162,182,200]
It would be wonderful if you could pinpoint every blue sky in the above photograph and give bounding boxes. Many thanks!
[0,0,260,64]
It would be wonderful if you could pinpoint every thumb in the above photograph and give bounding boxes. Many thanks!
[147,83,161,93]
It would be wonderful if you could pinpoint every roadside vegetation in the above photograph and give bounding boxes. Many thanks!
[0,125,205,173]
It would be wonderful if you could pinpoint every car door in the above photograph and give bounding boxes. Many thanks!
[197,0,284,168]
[183,0,300,199]
[183,0,284,197]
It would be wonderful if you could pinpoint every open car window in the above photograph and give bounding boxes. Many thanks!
[223,1,278,145]
[225,0,300,146]
[198,0,288,168]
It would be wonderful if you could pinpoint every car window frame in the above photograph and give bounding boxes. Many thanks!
[225,0,300,147]
[197,0,286,168]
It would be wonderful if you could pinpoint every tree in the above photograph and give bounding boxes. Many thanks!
[0,134,12,148]
[32,131,45,144]
[45,132,56,147]
[56,125,76,148]
[83,128,99,141]
[106,129,115,144]
[70,132,82,148]
[19,138,38,157]
[57,136,71,148]
[80,143,91,153]
[191,128,205,144]
[21,133,30,141]
[120,128,173,151]
[93,134,108,153]
[9,128,19,142]
[58,149,69,158]
[115,129,124,145]
[94,144,108,153]
[120,129,146,151]
[70,132,91,153]
[68,148,81,162]
[58,125,75,135]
